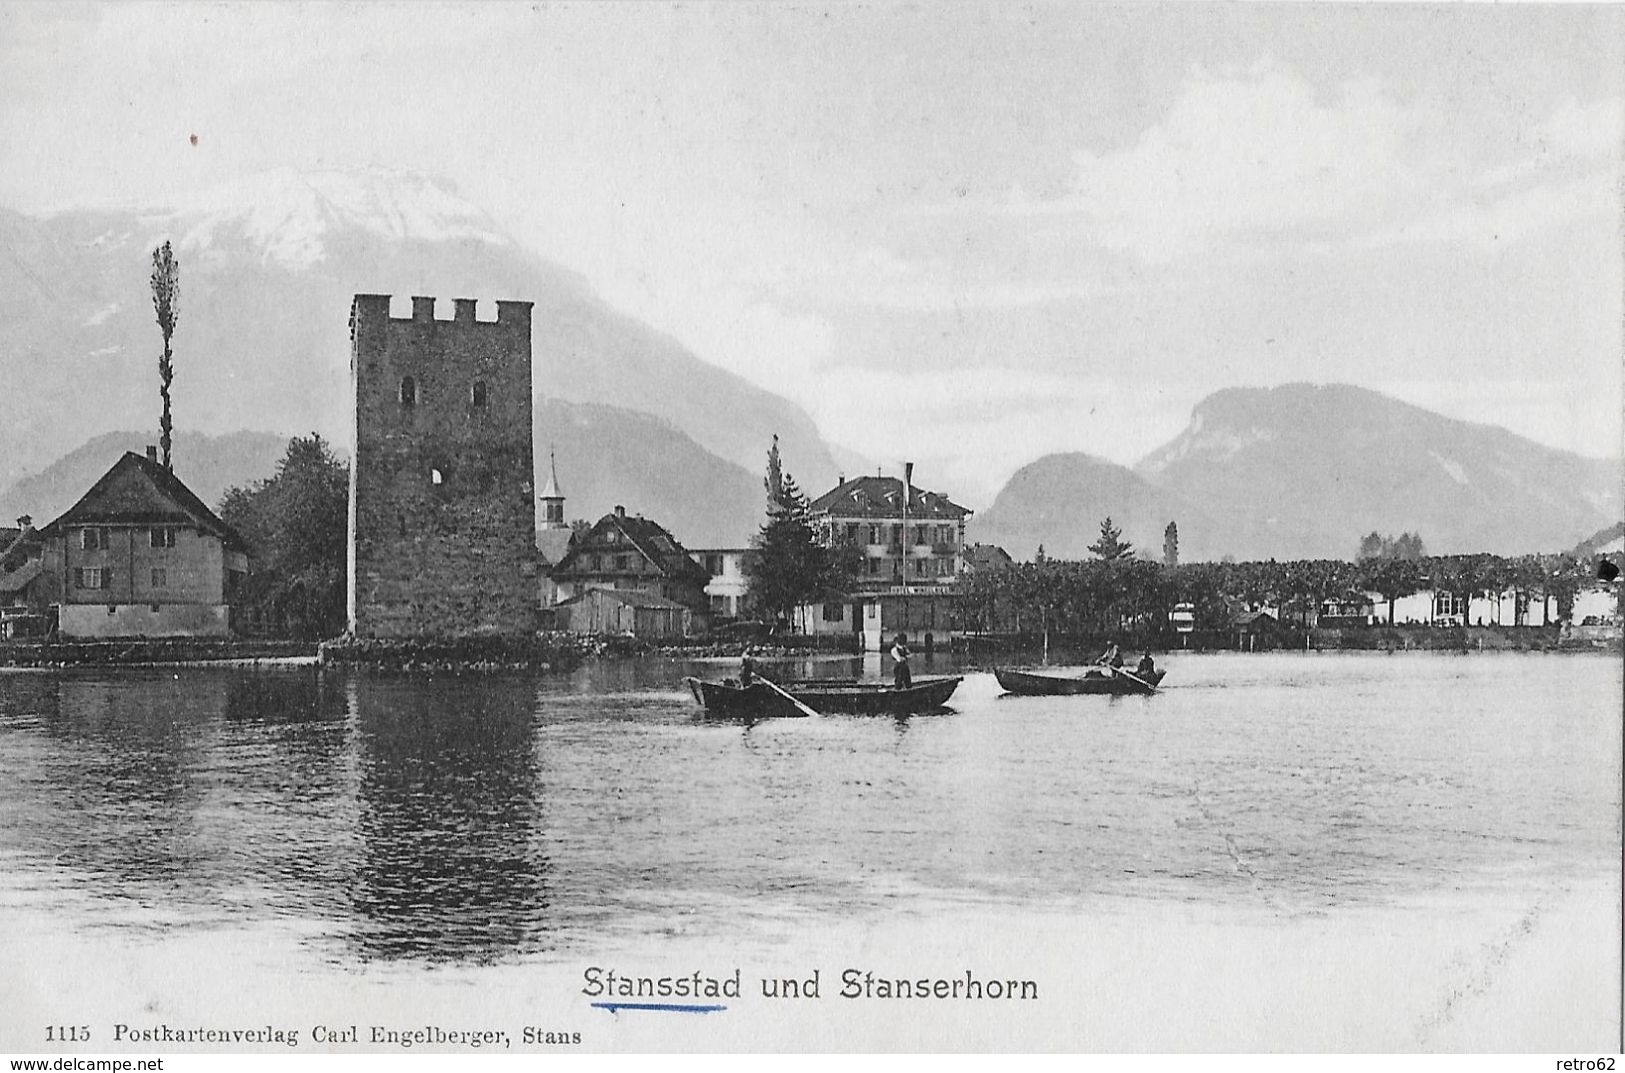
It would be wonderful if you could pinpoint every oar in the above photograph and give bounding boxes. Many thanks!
[755,673,821,718]
[1114,667,1159,693]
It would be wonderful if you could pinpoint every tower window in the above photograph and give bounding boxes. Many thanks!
[400,376,416,407]
[471,381,487,407]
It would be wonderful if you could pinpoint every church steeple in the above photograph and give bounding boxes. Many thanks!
[539,445,567,529]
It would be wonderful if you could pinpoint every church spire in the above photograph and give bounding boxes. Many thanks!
[539,445,567,529]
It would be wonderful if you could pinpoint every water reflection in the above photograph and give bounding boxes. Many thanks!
[345,675,550,963]
[0,652,1617,970]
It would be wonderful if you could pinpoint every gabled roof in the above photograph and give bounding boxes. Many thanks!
[536,528,575,567]
[808,476,971,520]
[0,560,42,596]
[41,452,247,552]
[552,511,708,581]
[964,543,1014,570]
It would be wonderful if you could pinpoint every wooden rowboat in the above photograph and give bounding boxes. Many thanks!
[684,675,962,717]
[994,666,1165,696]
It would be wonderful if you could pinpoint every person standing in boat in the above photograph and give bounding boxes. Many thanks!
[739,646,758,689]
[889,633,913,689]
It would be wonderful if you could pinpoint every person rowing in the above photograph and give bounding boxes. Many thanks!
[1096,642,1124,674]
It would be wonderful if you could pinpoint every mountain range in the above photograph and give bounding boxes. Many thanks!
[0,167,832,547]
[1,169,1617,561]
[968,384,1621,561]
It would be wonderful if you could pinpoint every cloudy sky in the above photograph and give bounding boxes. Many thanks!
[2,2,1620,501]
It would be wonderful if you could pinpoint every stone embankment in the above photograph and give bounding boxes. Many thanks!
[0,638,318,667]
[317,632,647,672]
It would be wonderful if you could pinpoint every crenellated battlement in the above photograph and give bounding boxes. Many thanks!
[350,293,532,328]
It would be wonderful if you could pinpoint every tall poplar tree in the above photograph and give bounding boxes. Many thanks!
[150,241,180,470]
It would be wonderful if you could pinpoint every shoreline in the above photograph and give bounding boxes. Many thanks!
[0,623,1616,669]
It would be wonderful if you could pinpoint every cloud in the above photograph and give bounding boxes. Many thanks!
[973,66,1621,263]
[802,367,1197,503]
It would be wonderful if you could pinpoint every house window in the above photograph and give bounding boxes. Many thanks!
[76,567,108,589]
[79,528,106,551]
[939,525,954,545]
[615,554,628,571]
[913,559,927,577]
[866,603,877,619]
[606,530,619,543]
[823,603,844,622]
[845,523,859,544]
[868,525,880,544]
[150,527,176,548]
[399,376,416,407]
[150,568,167,588]
[867,558,879,575]
[471,380,487,407]
[1433,593,1462,617]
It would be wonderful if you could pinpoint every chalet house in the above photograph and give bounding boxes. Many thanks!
[547,505,709,634]
[39,449,249,638]
[802,469,973,649]
[1232,608,1289,650]
[963,543,1015,574]
[0,515,47,638]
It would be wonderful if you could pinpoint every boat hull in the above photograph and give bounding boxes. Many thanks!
[684,675,962,717]
[994,666,1164,696]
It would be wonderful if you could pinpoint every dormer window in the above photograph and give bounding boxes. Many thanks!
[471,381,487,407]
[400,376,417,407]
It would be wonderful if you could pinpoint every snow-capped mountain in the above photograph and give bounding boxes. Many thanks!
[0,168,835,543]
[170,167,513,269]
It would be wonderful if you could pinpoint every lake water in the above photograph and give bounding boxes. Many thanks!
[0,650,1619,1049]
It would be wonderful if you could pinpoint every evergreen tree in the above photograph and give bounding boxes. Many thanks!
[1089,516,1134,561]
[744,436,847,628]
[1163,521,1179,568]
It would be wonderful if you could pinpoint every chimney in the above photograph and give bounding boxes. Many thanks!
[145,445,158,463]
[16,515,30,529]
[615,505,626,519]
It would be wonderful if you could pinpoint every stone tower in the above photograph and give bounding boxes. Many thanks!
[348,294,536,638]
[538,446,567,530]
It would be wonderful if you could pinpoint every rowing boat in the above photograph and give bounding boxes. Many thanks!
[993,666,1165,696]
[683,675,962,717]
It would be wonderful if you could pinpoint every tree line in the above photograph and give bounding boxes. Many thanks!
[959,538,1607,640]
